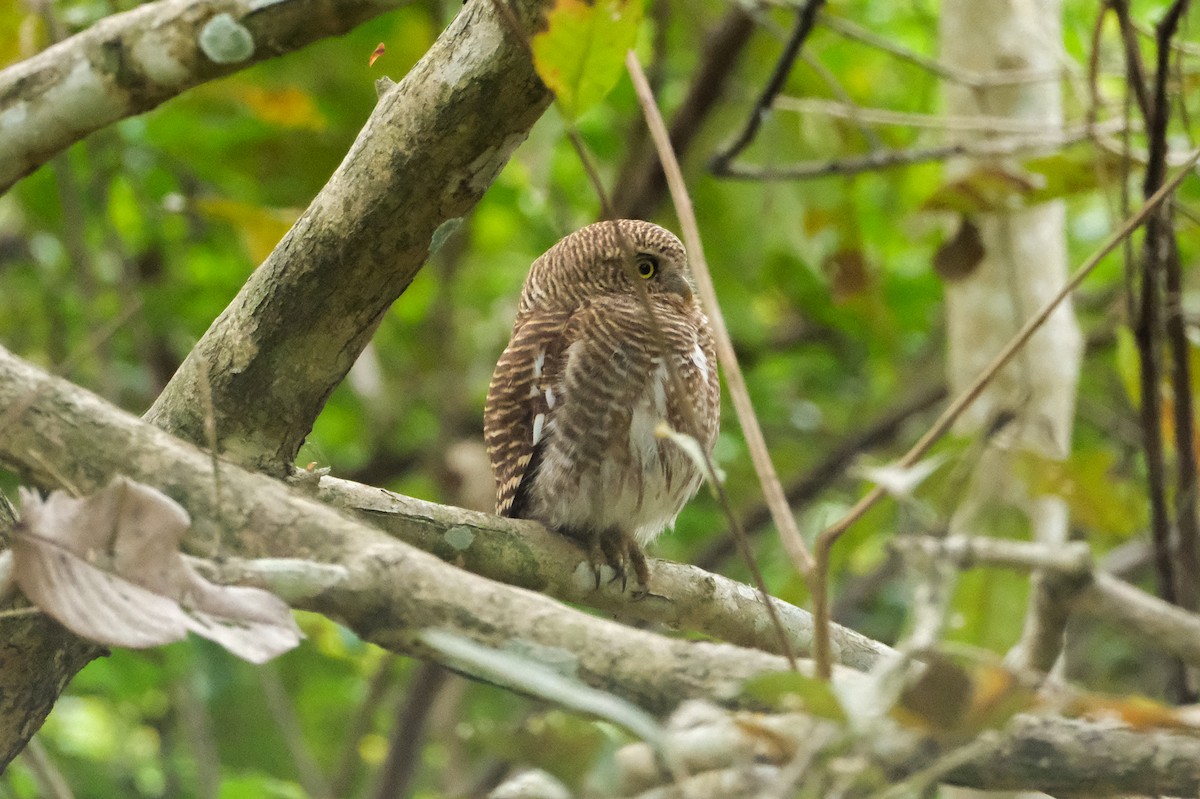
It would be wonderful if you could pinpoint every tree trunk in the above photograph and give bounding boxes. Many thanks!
[940,0,1082,677]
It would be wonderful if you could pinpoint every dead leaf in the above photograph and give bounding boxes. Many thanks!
[1064,692,1188,731]
[895,657,1036,740]
[933,217,985,282]
[853,454,947,499]
[824,248,871,302]
[369,42,386,67]
[13,478,301,663]
[655,422,725,489]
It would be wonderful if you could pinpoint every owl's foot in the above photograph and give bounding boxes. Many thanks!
[582,528,651,596]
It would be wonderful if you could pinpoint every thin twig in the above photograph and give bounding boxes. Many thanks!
[612,8,755,219]
[1109,0,1155,122]
[258,664,331,799]
[710,0,826,174]
[329,656,398,798]
[695,384,945,571]
[714,123,1117,181]
[1146,0,1197,703]
[1153,0,1199,619]
[809,147,1200,679]
[195,358,223,557]
[1132,16,1200,56]
[627,52,817,580]
[625,52,807,670]
[370,662,450,799]
[172,673,221,799]
[775,97,1128,135]
[798,52,885,151]
[896,534,1200,671]
[818,11,1060,89]
[0,299,142,441]
[20,738,75,799]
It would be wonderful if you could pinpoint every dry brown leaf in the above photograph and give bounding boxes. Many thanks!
[13,478,301,663]
[933,217,986,282]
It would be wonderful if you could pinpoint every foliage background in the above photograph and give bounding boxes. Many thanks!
[0,0,1197,794]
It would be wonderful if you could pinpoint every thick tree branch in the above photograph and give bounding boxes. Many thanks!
[8,351,1200,795]
[1,342,888,669]
[143,0,553,473]
[316,477,891,671]
[0,0,403,193]
[0,346,808,713]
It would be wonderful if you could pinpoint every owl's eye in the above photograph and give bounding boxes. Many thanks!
[635,255,658,279]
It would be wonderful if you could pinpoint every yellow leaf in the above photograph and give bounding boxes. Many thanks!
[195,198,301,264]
[232,85,326,131]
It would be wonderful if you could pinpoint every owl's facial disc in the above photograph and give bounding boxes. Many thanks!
[628,248,693,301]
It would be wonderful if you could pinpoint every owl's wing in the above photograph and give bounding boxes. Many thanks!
[484,310,570,517]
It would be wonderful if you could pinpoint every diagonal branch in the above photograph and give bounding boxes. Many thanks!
[143,0,554,474]
[0,0,405,194]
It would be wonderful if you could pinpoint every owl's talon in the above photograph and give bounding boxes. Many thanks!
[575,528,653,596]
[585,537,607,589]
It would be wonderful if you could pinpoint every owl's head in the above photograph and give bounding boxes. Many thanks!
[521,220,696,311]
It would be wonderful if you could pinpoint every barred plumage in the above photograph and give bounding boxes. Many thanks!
[483,220,720,594]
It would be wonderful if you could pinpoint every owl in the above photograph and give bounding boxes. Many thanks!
[484,219,720,596]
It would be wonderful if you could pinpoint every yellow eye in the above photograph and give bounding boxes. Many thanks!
[636,255,658,279]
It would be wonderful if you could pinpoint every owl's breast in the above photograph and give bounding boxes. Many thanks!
[529,344,713,546]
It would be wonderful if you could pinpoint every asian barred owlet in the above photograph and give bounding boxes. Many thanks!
[484,219,720,595]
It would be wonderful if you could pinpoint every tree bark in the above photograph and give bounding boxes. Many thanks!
[940,0,1082,674]
[0,0,402,193]
[143,0,553,474]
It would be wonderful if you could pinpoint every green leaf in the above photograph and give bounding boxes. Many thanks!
[1022,148,1124,204]
[921,148,1124,214]
[921,166,1038,214]
[742,671,847,721]
[531,0,644,120]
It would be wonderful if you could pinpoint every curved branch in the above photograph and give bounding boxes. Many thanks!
[0,345,823,726]
[143,0,553,473]
[0,0,401,193]
[8,352,1200,796]
[317,477,892,671]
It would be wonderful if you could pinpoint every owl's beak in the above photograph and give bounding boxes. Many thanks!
[665,272,695,301]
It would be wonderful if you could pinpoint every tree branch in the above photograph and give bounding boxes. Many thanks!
[143,0,553,473]
[0,0,403,194]
[316,477,890,671]
[0,344,846,717]
[614,703,1200,797]
[896,534,1200,670]
[8,348,1200,795]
